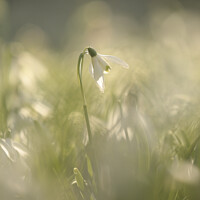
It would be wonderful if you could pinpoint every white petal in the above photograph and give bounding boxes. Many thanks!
[91,57,103,80]
[91,57,105,92]
[97,76,105,92]
[89,64,94,78]
[100,54,129,69]
[96,54,111,73]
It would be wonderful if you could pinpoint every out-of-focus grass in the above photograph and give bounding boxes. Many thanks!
[1,2,200,200]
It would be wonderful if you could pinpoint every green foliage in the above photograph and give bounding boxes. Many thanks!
[1,9,200,200]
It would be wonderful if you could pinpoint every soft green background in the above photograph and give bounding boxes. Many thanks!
[1,0,200,199]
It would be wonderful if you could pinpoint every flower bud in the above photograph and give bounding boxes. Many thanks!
[88,47,97,57]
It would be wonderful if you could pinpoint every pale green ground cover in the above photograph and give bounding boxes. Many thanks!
[1,3,200,200]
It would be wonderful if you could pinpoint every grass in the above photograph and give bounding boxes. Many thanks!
[1,9,200,200]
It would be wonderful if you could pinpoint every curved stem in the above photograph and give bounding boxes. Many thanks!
[77,50,92,144]
[77,49,100,195]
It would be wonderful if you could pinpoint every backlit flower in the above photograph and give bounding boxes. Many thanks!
[87,47,129,92]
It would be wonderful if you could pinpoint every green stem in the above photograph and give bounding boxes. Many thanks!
[77,50,92,145]
[77,49,100,196]
[83,105,92,144]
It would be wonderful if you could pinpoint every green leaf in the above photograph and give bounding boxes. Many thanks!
[86,155,93,178]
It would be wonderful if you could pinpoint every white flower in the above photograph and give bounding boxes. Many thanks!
[88,47,129,92]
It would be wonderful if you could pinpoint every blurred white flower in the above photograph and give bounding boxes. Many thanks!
[10,52,47,91]
[169,160,200,184]
[87,47,129,92]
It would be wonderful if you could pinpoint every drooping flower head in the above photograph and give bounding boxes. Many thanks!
[87,47,129,92]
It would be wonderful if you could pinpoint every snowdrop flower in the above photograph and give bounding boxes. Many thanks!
[87,47,129,92]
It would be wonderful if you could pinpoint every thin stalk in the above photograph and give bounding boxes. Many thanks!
[77,49,100,197]
[77,51,92,144]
